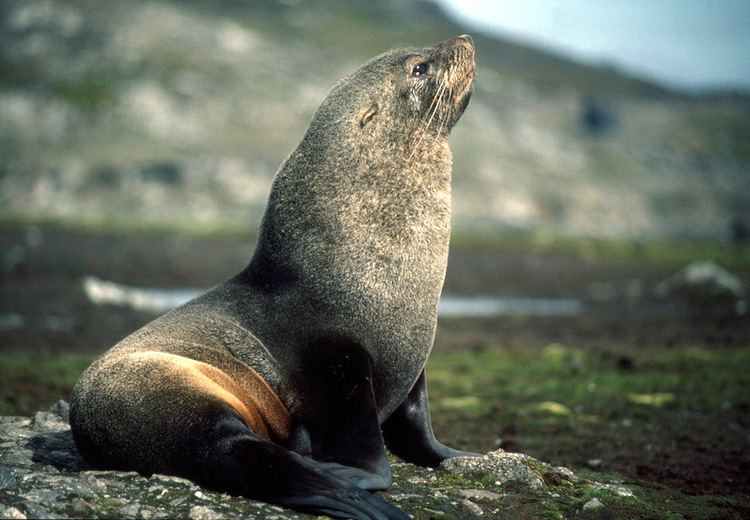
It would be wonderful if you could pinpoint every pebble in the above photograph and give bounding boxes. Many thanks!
[583,497,604,510]
[0,506,27,519]
[461,499,484,516]
[188,505,223,520]
[458,489,505,501]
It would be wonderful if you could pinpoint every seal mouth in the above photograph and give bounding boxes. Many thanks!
[408,35,476,141]
[449,35,476,103]
[431,35,475,130]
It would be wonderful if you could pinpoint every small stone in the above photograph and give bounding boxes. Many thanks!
[20,503,56,519]
[118,504,141,518]
[586,458,602,469]
[48,401,70,422]
[0,506,27,519]
[461,499,484,516]
[615,487,634,497]
[551,466,577,481]
[20,488,59,506]
[583,497,604,510]
[151,474,196,487]
[389,493,424,502]
[0,466,20,489]
[2,449,35,467]
[69,498,91,516]
[188,505,223,520]
[458,489,504,502]
[591,481,634,497]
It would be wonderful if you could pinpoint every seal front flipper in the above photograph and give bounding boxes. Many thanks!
[290,337,392,491]
[383,370,480,467]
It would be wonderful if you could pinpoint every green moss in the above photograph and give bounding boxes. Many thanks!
[449,230,750,271]
[427,344,750,517]
[52,70,119,112]
[0,355,93,415]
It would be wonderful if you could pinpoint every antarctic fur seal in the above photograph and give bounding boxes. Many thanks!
[70,34,477,519]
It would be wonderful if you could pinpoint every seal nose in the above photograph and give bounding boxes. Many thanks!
[457,34,474,45]
[454,34,475,57]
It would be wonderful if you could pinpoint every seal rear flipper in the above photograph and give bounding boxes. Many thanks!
[199,413,406,520]
[70,351,405,519]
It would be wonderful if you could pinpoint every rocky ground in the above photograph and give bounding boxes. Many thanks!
[0,401,651,519]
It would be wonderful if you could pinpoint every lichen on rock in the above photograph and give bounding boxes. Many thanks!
[439,449,547,491]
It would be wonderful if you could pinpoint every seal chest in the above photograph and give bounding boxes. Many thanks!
[242,34,476,417]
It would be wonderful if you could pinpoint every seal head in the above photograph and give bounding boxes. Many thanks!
[308,34,476,148]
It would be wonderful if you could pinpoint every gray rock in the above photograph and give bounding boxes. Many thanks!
[0,506,27,519]
[551,465,577,482]
[461,499,485,516]
[0,465,20,489]
[439,449,546,490]
[582,497,604,510]
[189,505,223,520]
[458,489,505,502]
[118,503,142,518]
[591,481,634,497]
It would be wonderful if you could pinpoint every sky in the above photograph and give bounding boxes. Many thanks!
[437,0,750,92]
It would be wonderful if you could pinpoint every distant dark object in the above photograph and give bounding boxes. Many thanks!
[656,260,746,318]
[616,356,634,371]
[730,218,749,246]
[580,97,616,135]
[92,165,120,188]
[139,162,182,185]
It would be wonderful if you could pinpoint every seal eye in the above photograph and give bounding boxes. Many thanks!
[411,62,429,77]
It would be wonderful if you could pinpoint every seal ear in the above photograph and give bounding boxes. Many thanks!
[359,103,379,128]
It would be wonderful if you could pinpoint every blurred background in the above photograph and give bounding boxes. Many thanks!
[1,0,748,514]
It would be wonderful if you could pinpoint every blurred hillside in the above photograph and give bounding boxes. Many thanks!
[1,0,749,239]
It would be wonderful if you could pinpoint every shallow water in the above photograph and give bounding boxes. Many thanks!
[439,295,583,317]
[82,276,584,317]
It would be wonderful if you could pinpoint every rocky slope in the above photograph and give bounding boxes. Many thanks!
[1,0,748,239]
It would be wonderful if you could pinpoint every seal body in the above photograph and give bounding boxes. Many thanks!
[71,35,476,519]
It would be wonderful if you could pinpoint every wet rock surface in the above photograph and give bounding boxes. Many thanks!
[0,402,617,519]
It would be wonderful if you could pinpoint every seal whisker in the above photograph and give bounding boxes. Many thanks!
[408,80,448,160]
[437,85,453,137]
